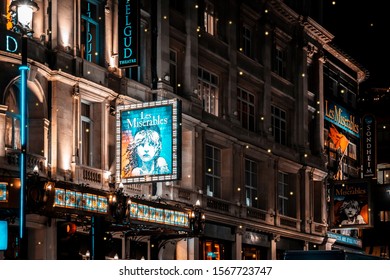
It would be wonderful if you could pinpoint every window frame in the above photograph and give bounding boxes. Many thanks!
[241,24,252,58]
[245,158,258,208]
[271,105,287,145]
[273,44,287,79]
[204,0,217,36]
[198,68,219,116]
[237,87,255,131]
[205,144,221,198]
[80,101,93,166]
[277,171,289,216]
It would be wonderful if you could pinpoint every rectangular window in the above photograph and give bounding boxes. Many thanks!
[277,171,289,215]
[271,105,287,145]
[241,25,252,57]
[81,102,92,166]
[313,181,323,223]
[325,76,338,96]
[273,45,287,79]
[126,67,140,82]
[205,144,221,198]
[237,88,255,131]
[169,49,178,94]
[245,158,258,208]
[169,0,185,13]
[81,0,101,64]
[204,1,217,36]
[198,68,219,116]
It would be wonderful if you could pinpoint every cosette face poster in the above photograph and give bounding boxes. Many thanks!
[116,99,181,184]
[332,180,371,232]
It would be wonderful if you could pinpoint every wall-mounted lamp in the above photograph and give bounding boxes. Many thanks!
[163,74,170,82]
[190,206,205,236]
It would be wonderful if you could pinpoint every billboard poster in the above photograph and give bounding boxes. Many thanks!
[331,180,371,237]
[118,0,140,68]
[325,99,360,138]
[116,99,181,184]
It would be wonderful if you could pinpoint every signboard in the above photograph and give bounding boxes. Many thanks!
[325,99,360,138]
[0,29,21,54]
[129,201,189,229]
[327,231,362,248]
[0,220,7,250]
[53,188,108,214]
[116,99,182,184]
[0,183,7,202]
[331,180,371,237]
[118,0,140,68]
[362,114,377,178]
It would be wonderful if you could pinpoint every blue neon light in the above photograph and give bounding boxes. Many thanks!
[0,221,7,250]
[19,65,29,239]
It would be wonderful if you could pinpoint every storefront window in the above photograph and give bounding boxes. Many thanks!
[242,245,267,260]
[202,240,231,260]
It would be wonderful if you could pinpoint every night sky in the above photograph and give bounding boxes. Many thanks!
[322,1,390,90]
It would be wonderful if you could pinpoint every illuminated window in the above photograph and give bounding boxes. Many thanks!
[380,211,390,222]
[198,68,219,116]
[204,1,217,36]
[4,86,21,150]
[245,158,258,208]
[237,88,255,131]
[81,0,101,64]
[5,113,21,150]
[81,102,92,166]
[203,241,220,260]
[205,144,221,198]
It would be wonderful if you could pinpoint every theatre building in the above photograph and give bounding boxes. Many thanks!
[0,0,368,259]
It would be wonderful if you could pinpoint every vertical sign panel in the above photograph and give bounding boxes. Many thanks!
[118,0,140,68]
[362,114,377,178]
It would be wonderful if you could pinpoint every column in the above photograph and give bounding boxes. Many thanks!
[187,237,200,260]
[234,228,243,260]
[269,234,279,260]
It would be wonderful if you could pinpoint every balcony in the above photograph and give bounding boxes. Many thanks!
[2,149,46,176]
